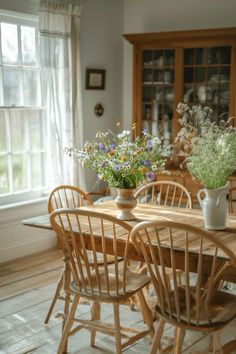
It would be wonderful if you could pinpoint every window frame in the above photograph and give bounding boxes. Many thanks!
[0,10,48,207]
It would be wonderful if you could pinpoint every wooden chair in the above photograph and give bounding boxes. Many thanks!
[45,184,115,324]
[228,185,236,214]
[131,220,236,354]
[50,208,154,354]
[134,180,192,209]
[134,180,192,287]
[219,186,236,292]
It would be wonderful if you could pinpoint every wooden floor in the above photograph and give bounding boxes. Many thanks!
[0,248,236,354]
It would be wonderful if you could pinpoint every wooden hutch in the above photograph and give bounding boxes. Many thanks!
[124,28,236,200]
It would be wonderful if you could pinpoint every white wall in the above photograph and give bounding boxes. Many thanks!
[79,0,124,189]
[122,0,236,129]
[0,0,123,262]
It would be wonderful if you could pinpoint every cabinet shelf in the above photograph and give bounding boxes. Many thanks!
[184,64,231,67]
[143,82,174,86]
[143,65,174,69]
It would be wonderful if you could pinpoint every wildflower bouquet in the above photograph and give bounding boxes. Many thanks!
[67,125,168,189]
[175,103,236,190]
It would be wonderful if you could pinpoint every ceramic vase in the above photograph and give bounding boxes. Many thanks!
[115,188,137,220]
[197,181,230,230]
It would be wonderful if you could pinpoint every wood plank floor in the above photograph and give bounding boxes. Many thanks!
[0,248,236,354]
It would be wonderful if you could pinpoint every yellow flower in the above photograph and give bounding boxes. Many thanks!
[135,149,142,155]
[140,167,147,174]
[85,144,93,152]
[120,155,127,161]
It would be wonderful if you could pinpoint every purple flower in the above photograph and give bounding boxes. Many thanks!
[109,143,116,150]
[142,128,148,136]
[146,171,156,182]
[142,159,151,168]
[98,143,106,153]
[146,139,153,150]
[113,165,120,171]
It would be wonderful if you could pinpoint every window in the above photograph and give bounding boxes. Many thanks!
[0,10,47,206]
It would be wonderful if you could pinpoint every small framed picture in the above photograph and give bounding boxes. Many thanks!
[85,69,106,90]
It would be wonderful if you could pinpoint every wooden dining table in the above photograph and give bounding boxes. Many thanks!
[23,201,236,282]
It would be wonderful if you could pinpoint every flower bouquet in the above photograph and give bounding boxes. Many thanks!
[67,124,169,190]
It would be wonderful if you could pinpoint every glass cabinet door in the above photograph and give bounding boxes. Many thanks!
[183,46,231,122]
[142,49,175,146]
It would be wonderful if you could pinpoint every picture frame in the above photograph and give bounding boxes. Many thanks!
[85,69,106,90]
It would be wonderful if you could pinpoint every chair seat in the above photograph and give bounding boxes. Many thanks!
[85,251,119,266]
[156,286,236,328]
[70,270,151,302]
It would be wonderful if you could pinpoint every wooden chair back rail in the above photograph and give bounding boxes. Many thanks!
[51,209,133,297]
[134,181,192,209]
[47,184,93,213]
[131,220,236,327]
[228,186,236,214]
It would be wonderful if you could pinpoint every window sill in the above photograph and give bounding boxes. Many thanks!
[0,197,48,226]
[0,196,48,212]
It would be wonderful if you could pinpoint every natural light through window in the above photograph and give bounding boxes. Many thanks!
[0,11,47,206]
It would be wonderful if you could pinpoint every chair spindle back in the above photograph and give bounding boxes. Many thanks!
[48,185,92,213]
[131,220,236,326]
[228,186,236,214]
[134,181,192,209]
[50,209,133,299]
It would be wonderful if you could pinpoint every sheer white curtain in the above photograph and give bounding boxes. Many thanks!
[39,0,85,188]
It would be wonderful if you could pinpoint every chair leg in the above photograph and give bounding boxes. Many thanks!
[173,327,185,354]
[90,300,100,347]
[150,317,165,354]
[45,272,64,324]
[212,331,223,354]
[113,303,122,354]
[57,294,80,354]
[136,289,154,336]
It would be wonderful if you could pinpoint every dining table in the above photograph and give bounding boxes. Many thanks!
[22,200,236,353]
[23,200,236,282]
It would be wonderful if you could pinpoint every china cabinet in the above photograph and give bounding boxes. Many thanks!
[124,28,236,156]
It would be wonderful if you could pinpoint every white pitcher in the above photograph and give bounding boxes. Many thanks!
[197,181,230,230]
